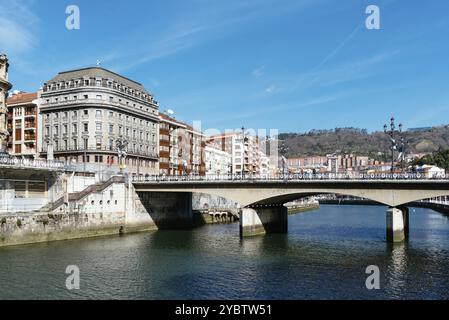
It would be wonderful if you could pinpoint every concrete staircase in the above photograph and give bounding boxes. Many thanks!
[44,175,126,212]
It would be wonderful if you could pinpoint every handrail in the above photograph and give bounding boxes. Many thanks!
[131,173,449,183]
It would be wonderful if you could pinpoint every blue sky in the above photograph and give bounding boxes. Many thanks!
[1,0,449,133]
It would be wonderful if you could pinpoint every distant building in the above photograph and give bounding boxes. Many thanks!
[38,67,160,176]
[0,54,12,154]
[286,156,328,173]
[6,92,39,158]
[205,146,232,177]
[159,113,205,176]
[407,127,432,133]
[416,165,445,178]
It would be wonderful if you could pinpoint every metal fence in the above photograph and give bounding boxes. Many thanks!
[132,172,449,183]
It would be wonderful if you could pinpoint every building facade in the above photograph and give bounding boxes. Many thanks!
[205,146,232,177]
[6,92,39,158]
[207,132,263,176]
[0,54,12,154]
[38,67,160,175]
[159,113,205,176]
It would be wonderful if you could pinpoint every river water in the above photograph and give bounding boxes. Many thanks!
[1,205,449,300]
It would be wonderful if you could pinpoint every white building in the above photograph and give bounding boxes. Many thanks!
[416,165,446,178]
[259,151,270,178]
[205,146,232,177]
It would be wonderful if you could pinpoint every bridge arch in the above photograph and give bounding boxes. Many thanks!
[133,181,449,208]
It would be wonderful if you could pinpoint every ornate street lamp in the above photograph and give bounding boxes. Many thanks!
[116,135,128,175]
[384,117,404,173]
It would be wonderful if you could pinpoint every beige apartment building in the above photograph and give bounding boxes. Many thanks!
[38,67,160,176]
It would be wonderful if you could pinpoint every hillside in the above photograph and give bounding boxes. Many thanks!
[280,126,449,160]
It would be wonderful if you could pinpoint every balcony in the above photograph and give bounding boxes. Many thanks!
[24,133,36,139]
[39,144,159,159]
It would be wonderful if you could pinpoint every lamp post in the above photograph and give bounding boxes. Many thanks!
[279,141,289,179]
[116,135,128,175]
[383,117,403,173]
[241,126,246,180]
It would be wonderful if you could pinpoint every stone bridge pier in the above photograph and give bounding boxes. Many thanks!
[387,206,409,243]
[240,205,288,238]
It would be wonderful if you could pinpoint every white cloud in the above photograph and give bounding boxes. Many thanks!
[265,84,281,94]
[252,66,265,78]
[0,0,38,55]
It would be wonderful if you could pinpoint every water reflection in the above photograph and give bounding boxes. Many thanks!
[0,205,449,299]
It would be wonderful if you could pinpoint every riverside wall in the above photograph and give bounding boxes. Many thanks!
[0,179,155,247]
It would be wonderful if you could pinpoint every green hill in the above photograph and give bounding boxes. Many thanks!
[280,125,449,161]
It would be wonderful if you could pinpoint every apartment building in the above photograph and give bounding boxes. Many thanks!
[38,67,160,175]
[159,113,205,176]
[6,92,39,158]
[205,146,232,177]
[207,132,262,176]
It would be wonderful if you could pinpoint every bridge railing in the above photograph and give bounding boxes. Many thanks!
[132,172,449,183]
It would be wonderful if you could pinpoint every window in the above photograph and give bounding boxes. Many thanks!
[96,138,102,150]
[109,139,114,150]
[84,110,88,115]
[96,123,102,132]
[96,110,102,117]
[109,124,113,134]
[45,126,50,136]
[96,95,102,100]
[73,139,78,149]
[83,138,88,149]
[73,110,77,117]
[63,140,68,149]
[83,123,88,132]
[54,125,59,135]
[109,96,113,102]
[95,155,103,163]
[84,95,88,99]
[109,111,114,117]
[72,124,77,133]
[96,80,101,86]
[84,80,89,86]
[119,126,122,135]
[63,124,68,135]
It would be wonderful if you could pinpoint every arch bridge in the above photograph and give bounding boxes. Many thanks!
[132,177,449,243]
